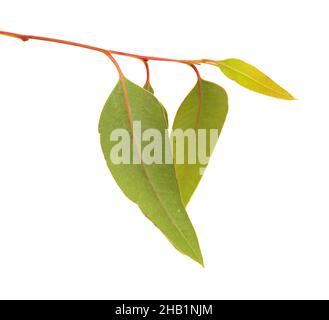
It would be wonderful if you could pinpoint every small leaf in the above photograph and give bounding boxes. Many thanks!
[143,81,154,94]
[99,78,203,265]
[215,58,295,100]
[143,81,169,129]
[172,79,228,206]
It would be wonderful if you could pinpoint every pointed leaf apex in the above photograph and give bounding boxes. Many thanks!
[214,58,295,100]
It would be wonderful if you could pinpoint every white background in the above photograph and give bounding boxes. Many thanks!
[0,0,328,300]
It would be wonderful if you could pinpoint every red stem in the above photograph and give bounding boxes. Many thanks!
[190,64,203,130]
[110,50,202,64]
[102,51,134,134]
[0,30,213,127]
[0,30,217,65]
[142,60,151,89]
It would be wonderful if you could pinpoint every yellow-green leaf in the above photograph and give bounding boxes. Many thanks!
[215,58,294,100]
[99,78,203,265]
[172,79,228,206]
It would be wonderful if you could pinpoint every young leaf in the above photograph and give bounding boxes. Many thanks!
[215,59,294,100]
[172,79,228,206]
[143,81,169,129]
[99,78,203,265]
[143,81,154,94]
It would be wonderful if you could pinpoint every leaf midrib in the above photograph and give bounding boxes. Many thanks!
[219,61,289,98]
[121,79,201,262]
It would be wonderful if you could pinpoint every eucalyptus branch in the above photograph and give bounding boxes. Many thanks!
[0,29,295,266]
[0,30,214,66]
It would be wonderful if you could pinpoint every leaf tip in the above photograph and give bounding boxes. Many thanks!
[276,91,296,101]
[192,250,204,267]
[288,94,298,101]
[215,58,296,101]
[278,88,296,101]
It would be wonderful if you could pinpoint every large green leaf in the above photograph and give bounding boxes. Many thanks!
[99,78,203,265]
[172,79,228,206]
[215,58,294,100]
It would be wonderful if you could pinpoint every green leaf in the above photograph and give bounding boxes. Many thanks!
[172,79,228,206]
[143,80,169,129]
[215,58,295,100]
[99,77,203,265]
[143,81,154,94]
